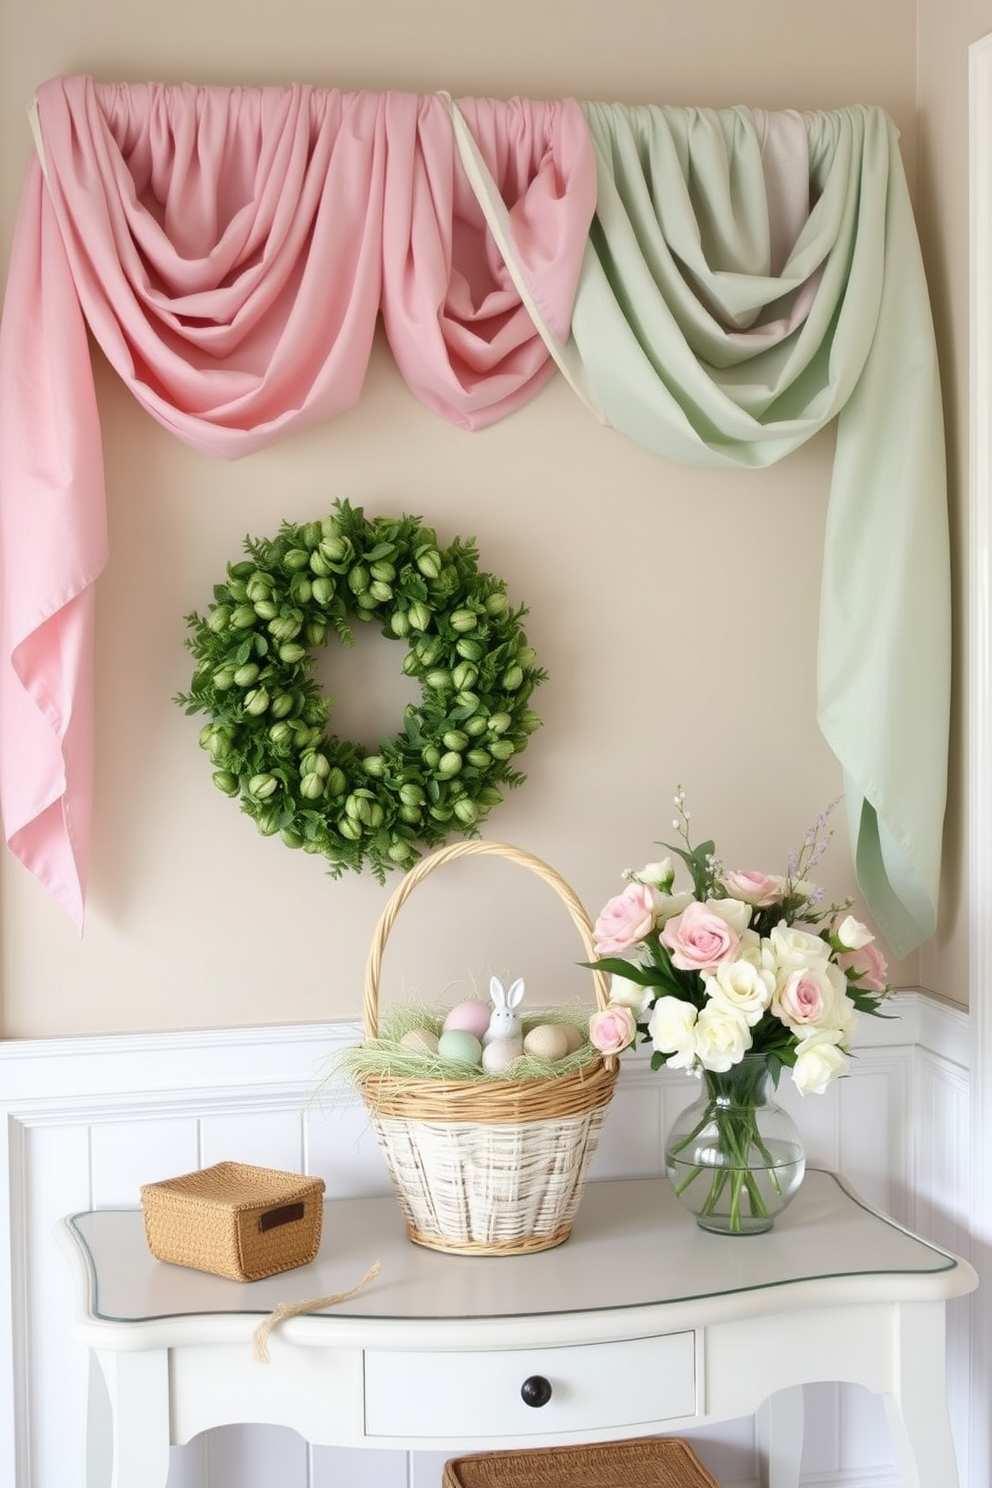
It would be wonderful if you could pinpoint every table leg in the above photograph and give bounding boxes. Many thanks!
[881,1302,960,1488]
[755,1386,804,1488]
[88,1350,171,1488]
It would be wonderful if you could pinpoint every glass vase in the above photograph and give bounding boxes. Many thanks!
[664,1054,805,1235]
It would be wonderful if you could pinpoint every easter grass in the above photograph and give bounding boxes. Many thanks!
[332,1003,598,1088]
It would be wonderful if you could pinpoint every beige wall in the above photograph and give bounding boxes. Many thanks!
[914,0,991,1004]
[1,0,965,1038]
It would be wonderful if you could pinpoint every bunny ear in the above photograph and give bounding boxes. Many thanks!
[507,978,525,1008]
[489,976,506,1006]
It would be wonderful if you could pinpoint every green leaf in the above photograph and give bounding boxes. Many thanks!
[578,957,656,986]
[659,837,716,899]
[847,988,898,1017]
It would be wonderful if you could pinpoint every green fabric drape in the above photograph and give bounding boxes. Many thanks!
[567,103,948,958]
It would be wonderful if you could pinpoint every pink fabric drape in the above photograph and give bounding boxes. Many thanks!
[0,163,105,924]
[0,76,596,928]
[380,92,594,424]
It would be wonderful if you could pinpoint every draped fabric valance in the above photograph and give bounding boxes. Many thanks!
[569,104,950,961]
[0,77,950,958]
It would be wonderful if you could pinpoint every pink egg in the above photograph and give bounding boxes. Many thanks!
[442,1000,492,1039]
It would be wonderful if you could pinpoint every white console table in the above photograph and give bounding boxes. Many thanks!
[58,1170,977,1488]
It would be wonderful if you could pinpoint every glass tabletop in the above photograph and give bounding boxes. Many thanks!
[67,1169,963,1325]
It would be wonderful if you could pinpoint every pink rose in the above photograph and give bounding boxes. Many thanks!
[593,883,656,956]
[837,940,889,993]
[775,969,830,1026]
[719,870,785,907]
[589,1006,637,1055]
[772,963,852,1031]
[660,900,741,973]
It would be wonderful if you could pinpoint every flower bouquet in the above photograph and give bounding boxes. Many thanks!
[586,790,893,1233]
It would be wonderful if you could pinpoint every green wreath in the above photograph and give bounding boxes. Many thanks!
[174,500,546,880]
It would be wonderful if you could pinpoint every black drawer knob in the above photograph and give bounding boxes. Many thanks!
[520,1374,553,1407]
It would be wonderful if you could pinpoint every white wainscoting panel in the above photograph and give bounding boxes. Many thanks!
[0,992,973,1488]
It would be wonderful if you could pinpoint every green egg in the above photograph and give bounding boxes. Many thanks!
[437,1029,483,1066]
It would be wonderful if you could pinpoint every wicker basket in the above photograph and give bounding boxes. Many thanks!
[140,1161,326,1281]
[356,839,618,1256]
[442,1437,720,1487]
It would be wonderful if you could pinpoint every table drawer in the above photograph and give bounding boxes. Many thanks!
[364,1332,696,1439]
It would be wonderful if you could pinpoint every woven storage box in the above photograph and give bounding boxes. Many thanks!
[356,839,618,1257]
[140,1161,326,1281]
[442,1437,720,1487]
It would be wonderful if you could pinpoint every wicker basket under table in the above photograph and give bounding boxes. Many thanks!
[356,839,618,1256]
[442,1437,720,1487]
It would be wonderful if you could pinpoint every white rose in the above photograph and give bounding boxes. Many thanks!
[769,922,831,974]
[608,974,653,1019]
[635,859,676,893]
[705,959,775,1027]
[735,929,776,972]
[791,1031,851,1095]
[653,890,695,927]
[834,914,874,952]
[647,996,698,1069]
[706,897,753,936]
[692,1002,752,1072]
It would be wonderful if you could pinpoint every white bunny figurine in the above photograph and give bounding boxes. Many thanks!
[482,976,524,1073]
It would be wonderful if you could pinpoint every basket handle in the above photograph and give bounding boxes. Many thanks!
[362,840,611,1039]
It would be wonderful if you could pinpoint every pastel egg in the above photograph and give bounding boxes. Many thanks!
[442,1001,493,1039]
[483,1041,522,1075]
[557,1023,585,1054]
[523,1024,571,1062]
[399,1027,440,1056]
[437,1029,484,1066]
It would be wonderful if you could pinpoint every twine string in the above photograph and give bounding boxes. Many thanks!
[252,1259,383,1363]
